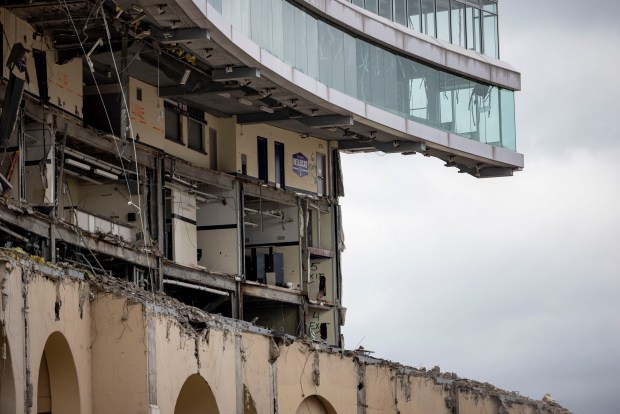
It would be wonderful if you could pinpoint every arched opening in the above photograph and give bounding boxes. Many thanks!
[295,395,337,414]
[174,374,219,414]
[0,321,16,413]
[37,332,80,414]
[243,385,257,414]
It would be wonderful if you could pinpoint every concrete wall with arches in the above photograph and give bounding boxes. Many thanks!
[0,255,567,414]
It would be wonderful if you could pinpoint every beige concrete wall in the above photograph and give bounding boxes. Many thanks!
[91,294,148,414]
[0,257,570,414]
[276,342,358,413]
[0,258,93,414]
[239,331,271,413]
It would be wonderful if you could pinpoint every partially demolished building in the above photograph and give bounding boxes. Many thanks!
[0,0,567,413]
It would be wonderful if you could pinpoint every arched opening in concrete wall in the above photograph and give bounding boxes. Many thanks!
[0,321,16,413]
[37,332,80,414]
[295,395,337,414]
[174,374,219,414]
[242,385,257,414]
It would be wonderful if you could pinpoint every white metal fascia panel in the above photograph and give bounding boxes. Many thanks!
[362,15,402,50]
[406,119,449,147]
[325,0,364,33]
[327,88,366,117]
[402,33,444,67]
[260,50,294,84]
[315,82,330,102]
[291,69,319,97]
[203,1,230,38]
[444,51,492,84]
[230,28,261,63]
[493,146,525,168]
[490,66,522,92]
[365,105,407,133]
[448,133,494,160]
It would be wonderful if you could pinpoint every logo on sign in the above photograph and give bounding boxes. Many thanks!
[292,152,308,177]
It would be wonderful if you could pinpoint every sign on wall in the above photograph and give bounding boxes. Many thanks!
[292,152,308,177]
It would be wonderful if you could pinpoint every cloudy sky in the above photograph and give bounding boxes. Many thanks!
[340,1,620,413]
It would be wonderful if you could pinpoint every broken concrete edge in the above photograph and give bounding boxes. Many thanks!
[0,250,572,414]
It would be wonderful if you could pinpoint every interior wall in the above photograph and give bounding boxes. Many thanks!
[235,124,329,194]
[171,188,197,266]
[244,205,299,246]
[128,77,165,146]
[196,187,238,274]
[243,302,298,335]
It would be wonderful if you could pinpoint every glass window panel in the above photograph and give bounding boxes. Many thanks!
[384,51,398,113]
[250,0,262,44]
[165,107,180,142]
[482,11,498,58]
[482,0,497,14]
[294,7,308,72]
[351,0,364,7]
[409,77,427,121]
[500,89,516,150]
[396,56,413,116]
[440,72,455,130]
[272,0,284,59]
[282,2,296,65]
[450,1,465,48]
[454,79,474,137]
[188,119,204,151]
[394,0,407,26]
[260,0,273,52]
[365,0,379,14]
[409,61,428,121]
[356,40,371,103]
[318,21,333,87]
[330,26,345,92]
[306,14,319,79]
[239,0,251,37]
[421,0,435,37]
[221,0,231,21]
[369,46,385,108]
[466,6,482,52]
[230,0,242,34]
[210,0,222,13]
[379,0,393,19]
[477,86,500,144]
[436,0,450,42]
[424,66,440,125]
[343,33,358,99]
[407,0,421,32]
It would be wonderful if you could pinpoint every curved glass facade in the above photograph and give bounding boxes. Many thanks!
[349,0,499,59]
[207,0,516,151]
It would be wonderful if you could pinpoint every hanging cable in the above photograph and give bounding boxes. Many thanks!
[59,0,156,290]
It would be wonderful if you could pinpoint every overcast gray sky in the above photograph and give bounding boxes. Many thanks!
[339,2,620,413]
